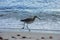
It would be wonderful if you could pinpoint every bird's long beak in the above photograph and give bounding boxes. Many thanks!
[37,17,40,20]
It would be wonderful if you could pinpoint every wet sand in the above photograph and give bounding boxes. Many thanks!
[0,32,60,40]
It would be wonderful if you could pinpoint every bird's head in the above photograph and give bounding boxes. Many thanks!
[34,16,37,18]
[34,16,40,20]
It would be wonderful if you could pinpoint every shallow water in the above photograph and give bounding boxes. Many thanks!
[0,10,60,32]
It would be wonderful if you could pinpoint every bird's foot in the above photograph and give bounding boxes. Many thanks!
[28,29,30,32]
[21,27,24,29]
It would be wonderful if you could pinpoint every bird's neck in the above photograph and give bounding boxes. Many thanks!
[33,17,36,21]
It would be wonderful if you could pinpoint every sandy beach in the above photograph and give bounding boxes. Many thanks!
[0,32,60,40]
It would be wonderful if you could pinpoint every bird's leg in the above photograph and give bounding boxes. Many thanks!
[26,24,30,32]
[21,22,25,29]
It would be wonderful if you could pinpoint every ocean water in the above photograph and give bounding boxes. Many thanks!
[0,10,60,32]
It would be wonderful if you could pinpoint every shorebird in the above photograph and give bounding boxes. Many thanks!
[20,16,40,31]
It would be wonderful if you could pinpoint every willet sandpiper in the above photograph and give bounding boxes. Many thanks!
[20,16,40,31]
